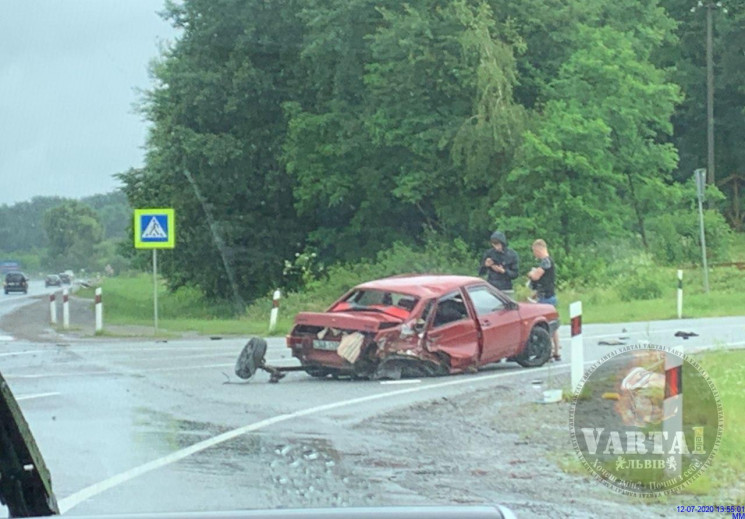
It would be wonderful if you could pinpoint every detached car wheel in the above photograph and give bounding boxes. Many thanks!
[235,337,268,380]
[516,327,552,368]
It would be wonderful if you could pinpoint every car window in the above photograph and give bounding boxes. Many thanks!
[432,292,469,328]
[466,286,505,316]
[331,289,419,318]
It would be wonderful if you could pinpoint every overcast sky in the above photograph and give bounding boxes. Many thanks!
[0,1,180,206]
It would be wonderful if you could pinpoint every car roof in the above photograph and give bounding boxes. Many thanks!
[355,274,486,299]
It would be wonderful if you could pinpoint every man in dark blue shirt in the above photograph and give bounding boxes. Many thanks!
[528,239,560,360]
[478,231,519,295]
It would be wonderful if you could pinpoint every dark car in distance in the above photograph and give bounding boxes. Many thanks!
[45,274,62,287]
[58,273,72,284]
[4,271,29,294]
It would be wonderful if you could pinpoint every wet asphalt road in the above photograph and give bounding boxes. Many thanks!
[0,286,743,516]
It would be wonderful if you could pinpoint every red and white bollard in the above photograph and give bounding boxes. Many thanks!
[49,293,57,325]
[62,288,70,330]
[570,301,584,393]
[664,348,683,479]
[269,289,281,333]
[95,287,103,333]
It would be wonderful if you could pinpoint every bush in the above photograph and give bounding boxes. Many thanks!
[615,269,665,301]
[549,237,647,290]
[647,209,733,265]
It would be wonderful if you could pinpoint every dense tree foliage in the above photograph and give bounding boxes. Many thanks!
[122,0,741,303]
[0,191,129,253]
[659,0,745,230]
[42,201,104,271]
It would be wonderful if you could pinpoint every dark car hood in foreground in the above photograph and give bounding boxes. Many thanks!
[0,371,59,517]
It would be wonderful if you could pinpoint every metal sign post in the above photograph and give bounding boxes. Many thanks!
[134,208,175,335]
[153,250,158,333]
[570,301,584,394]
[694,169,710,293]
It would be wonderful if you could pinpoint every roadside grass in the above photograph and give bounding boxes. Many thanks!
[76,234,745,336]
[554,265,745,325]
[77,265,745,336]
[682,349,745,501]
[553,349,744,502]
[77,273,295,336]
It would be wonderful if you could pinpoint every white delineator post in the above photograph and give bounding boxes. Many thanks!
[269,289,281,332]
[677,269,683,319]
[570,301,584,393]
[664,348,683,480]
[95,287,103,333]
[62,288,70,330]
[49,293,57,325]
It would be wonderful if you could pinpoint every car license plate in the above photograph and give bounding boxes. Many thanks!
[313,340,339,351]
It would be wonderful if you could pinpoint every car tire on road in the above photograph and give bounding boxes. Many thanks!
[235,337,268,380]
[516,326,552,368]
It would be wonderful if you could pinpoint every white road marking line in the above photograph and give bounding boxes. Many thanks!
[2,359,298,379]
[57,361,579,514]
[55,336,742,513]
[561,322,745,341]
[380,379,422,385]
[138,363,234,373]
[122,358,294,373]
[16,392,60,401]
[0,350,46,357]
[4,372,110,379]
[0,335,14,341]
[64,342,287,354]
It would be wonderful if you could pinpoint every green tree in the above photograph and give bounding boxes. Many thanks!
[82,191,131,240]
[285,0,526,259]
[122,0,308,304]
[494,22,680,254]
[660,0,745,229]
[0,196,66,252]
[43,201,104,270]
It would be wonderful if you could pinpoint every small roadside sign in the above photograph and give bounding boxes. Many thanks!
[134,208,175,249]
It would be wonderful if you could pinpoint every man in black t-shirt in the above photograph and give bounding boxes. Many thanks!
[528,239,560,360]
[478,231,519,295]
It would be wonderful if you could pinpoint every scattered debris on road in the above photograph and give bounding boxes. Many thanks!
[598,338,626,345]
[674,331,699,339]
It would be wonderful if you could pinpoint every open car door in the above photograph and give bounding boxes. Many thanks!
[0,370,59,517]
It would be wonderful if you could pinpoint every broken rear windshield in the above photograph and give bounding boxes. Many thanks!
[331,290,419,318]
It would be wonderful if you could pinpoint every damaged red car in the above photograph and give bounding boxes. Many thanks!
[235,274,560,382]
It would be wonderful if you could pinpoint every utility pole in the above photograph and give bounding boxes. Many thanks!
[706,2,715,185]
[692,1,728,185]
[695,169,710,293]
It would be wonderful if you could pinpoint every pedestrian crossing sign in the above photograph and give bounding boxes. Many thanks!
[134,208,175,249]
